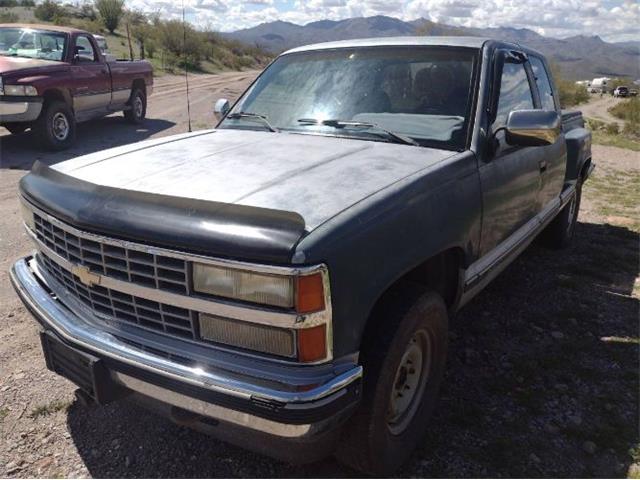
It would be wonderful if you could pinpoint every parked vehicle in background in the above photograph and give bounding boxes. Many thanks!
[93,34,117,62]
[613,86,630,97]
[12,37,593,475]
[0,24,153,150]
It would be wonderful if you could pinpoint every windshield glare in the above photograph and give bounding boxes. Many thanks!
[222,47,477,149]
[0,27,67,62]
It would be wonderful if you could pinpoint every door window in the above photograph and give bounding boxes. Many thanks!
[530,56,556,110]
[494,61,534,128]
[75,35,97,62]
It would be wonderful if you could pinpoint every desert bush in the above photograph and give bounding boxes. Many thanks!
[605,123,619,135]
[0,11,18,22]
[556,79,589,107]
[34,0,62,21]
[95,0,124,34]
[610,98,640,138]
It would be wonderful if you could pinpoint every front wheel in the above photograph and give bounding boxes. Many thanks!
[124,88,146,124]
[336,284,448,475]
[34,100,76,151]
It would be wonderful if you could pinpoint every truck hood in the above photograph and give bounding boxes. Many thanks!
[0,55,65,75]
[54,129,454,231]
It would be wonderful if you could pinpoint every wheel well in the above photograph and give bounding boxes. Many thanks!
[580,157,592,181]
[42,89,71,107]
[358,248,463,355]
[400,248,463,310]
[131,79,146,95]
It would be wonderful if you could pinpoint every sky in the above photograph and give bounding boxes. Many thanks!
[121,0,640,42]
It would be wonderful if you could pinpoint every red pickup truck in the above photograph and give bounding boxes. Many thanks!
[0,24,153,150]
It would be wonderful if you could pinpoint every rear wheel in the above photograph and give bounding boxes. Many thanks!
[541,177,583,249]
[124,87,146,124]
[336,284,448,475]
[34,100,76,151]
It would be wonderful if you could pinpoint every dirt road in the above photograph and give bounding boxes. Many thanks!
[579,95,625,127]
[0,70,259,170]
[0,84,638,477]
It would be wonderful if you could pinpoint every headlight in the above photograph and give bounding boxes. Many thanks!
[193,263,326,313]
[3,84,38,96]
[194,263,295,308]
[193,263,330,361]
[20,201,35,231]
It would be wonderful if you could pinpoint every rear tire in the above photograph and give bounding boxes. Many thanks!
[124,87,146,124]
[336,284,448,475]
[34,100,76,151]
[541,177,583,249]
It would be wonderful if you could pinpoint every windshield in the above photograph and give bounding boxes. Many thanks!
[0,27,68,61]
[221,46,478,150]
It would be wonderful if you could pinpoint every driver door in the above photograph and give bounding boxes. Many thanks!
[478,53,542,255]
[70,34,111,118]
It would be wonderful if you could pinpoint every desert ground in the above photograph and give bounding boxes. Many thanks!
[0,74,638,478]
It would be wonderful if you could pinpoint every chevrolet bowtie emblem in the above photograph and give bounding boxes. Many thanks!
[71,265,101,287]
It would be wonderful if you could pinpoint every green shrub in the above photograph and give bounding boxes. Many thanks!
[94,0,124,34]
[610,98,640,138]
[605,123,619,135]
[0,11,18,22]
[34,0,62,21]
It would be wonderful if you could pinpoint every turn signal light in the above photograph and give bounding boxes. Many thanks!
[295,273,325,313]
[297,324,327,362]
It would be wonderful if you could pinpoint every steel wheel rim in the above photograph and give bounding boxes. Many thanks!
[134,95,143,118]
[386,329,431,435]
[52,112,69,141]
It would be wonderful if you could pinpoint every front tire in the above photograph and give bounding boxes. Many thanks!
[124,87,146,124]
[336,284,448,475]
[34,100,76,151]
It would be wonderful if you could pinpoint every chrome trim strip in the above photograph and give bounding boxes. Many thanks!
[22,198,332,333]
[112,372,319,438]
[461,187,575,306]
[11,257,362,404]
[28,227,323,329]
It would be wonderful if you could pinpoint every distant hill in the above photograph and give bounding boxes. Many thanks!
[225,15,640,81]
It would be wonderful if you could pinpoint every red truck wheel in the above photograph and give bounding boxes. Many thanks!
[124,88,146,124]
[35,101,76,151]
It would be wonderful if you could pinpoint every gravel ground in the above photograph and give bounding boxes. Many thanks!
[0,83,638,478]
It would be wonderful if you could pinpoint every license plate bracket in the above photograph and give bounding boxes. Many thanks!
[40,331,126,404]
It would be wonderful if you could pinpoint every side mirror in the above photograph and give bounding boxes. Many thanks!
[214,98,230,122]
[505,109,561,147]
[73,45,85,63]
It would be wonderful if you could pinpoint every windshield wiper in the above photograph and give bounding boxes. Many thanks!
[297,118,420,147]
[226,112,279,132]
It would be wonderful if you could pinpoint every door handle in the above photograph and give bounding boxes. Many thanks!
[539,160,548,173]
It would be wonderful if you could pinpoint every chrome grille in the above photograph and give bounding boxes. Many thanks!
[38,252,197,340]
[33,212,188,295]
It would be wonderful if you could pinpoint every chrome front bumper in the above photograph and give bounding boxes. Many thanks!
[0,97,42,123]
[11,256,362,441]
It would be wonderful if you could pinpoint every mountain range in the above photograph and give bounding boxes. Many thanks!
[225,16,640,81]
